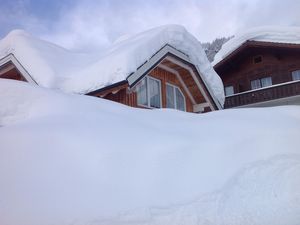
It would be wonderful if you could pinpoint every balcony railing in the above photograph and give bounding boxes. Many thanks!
[225,80,300,108]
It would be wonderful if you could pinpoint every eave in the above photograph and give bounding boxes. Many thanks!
[214,40,300,72]
[0,53,37,84]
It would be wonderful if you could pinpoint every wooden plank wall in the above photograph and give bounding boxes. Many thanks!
[102,67,194,112]
[148,67,194,112]
[218,48,300,93]
[215,47,300,108]
[0,63,27,82]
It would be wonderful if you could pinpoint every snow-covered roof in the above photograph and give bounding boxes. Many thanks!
[213,26,300,66]
[0,25,224,105]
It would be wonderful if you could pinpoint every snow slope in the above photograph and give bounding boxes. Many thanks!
[0,25,224,105]
[213,26,300,65]
[0,79,300,225]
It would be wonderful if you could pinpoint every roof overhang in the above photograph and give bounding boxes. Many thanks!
[214,40,300,71]
[0,53,37,84]
[127,45,189,87]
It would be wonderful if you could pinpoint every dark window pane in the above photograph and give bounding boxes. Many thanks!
[175,88,185,111]
[149,78,161,108]
[137,78,148,106]
[166,84,175,108]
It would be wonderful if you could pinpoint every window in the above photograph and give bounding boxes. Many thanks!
[166,83,186,111]
[166,85,175,108]
[261,77,272,87]
[149,77,161,108]
[292,70,300,81]
[224,85,234,96]
[251,79,261,90]
[136,78,148,106]
[251,77,272,90]
[136,76,161,108]
[253,55,262,64]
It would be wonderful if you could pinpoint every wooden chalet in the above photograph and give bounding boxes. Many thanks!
[214,40,300,108]
[0,45,221,113]
[86,45,221,113]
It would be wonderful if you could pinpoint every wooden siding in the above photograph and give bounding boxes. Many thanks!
[0,62,27,82]
[215,44,300,108]
[104,88,138,108]
[148,67,194,112]
[98,67,194,112]
[161,57,212,105]
[225,80,300,108]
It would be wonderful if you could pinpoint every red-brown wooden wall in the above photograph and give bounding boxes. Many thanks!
[103,67,194,112]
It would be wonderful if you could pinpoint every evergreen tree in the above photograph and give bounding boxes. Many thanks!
[202,36,233,62]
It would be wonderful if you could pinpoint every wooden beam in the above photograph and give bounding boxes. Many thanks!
[158,64,196,105]
[165,56,215,111]
[90,83,128,97]
[0,63,15,76]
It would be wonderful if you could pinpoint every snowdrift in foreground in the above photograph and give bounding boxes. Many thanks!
[213,26,300,65]
[0,25,224,105]
[0,80,300,225]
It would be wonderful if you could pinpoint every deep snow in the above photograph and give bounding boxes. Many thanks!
[0,79,300,225]
[0,25,224,105]
[213,26,300,65]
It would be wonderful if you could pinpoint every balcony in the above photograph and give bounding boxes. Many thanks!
[225,80,300,108]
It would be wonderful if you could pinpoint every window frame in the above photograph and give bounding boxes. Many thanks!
[292,70,300,81]
[224,85,234,96]
[260,77,272,87]
[251,79,262,90]
[136,75,162,109]
[166,82,186,111]
[251,76,272,90]
[253,55,263,64]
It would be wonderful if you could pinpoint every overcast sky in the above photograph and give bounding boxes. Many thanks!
[1,0,300,51]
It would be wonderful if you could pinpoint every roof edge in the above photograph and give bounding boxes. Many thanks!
[214,40,300,70]
[86,80,128,96]
[0,53,38,84]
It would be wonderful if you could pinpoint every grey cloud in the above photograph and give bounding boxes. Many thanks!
[1,0,300,51]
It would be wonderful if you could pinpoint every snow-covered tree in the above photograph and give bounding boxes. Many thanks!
[202,36,233,62]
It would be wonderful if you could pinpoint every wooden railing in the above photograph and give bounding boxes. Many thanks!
[225,80,300,108]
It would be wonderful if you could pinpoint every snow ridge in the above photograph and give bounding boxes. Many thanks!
[100,155,300,225]
[0,80,300,225]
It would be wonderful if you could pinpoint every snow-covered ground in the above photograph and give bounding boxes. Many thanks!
[0,79,300,225]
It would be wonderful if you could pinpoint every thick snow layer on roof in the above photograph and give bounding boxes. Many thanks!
[0,25,224,105]
[1,80,300,225]
[213,26,300,66]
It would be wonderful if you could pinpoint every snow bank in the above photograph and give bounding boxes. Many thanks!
[0,80,300,225]
[0,25,224,105]
[213,26,300,65]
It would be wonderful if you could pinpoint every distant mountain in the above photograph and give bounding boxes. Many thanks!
[202,36,233,62]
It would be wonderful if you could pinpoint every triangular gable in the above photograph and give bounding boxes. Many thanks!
[0,54,37,84]
[126,44,222,110]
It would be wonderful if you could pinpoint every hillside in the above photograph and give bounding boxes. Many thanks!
[0,79,300,225]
